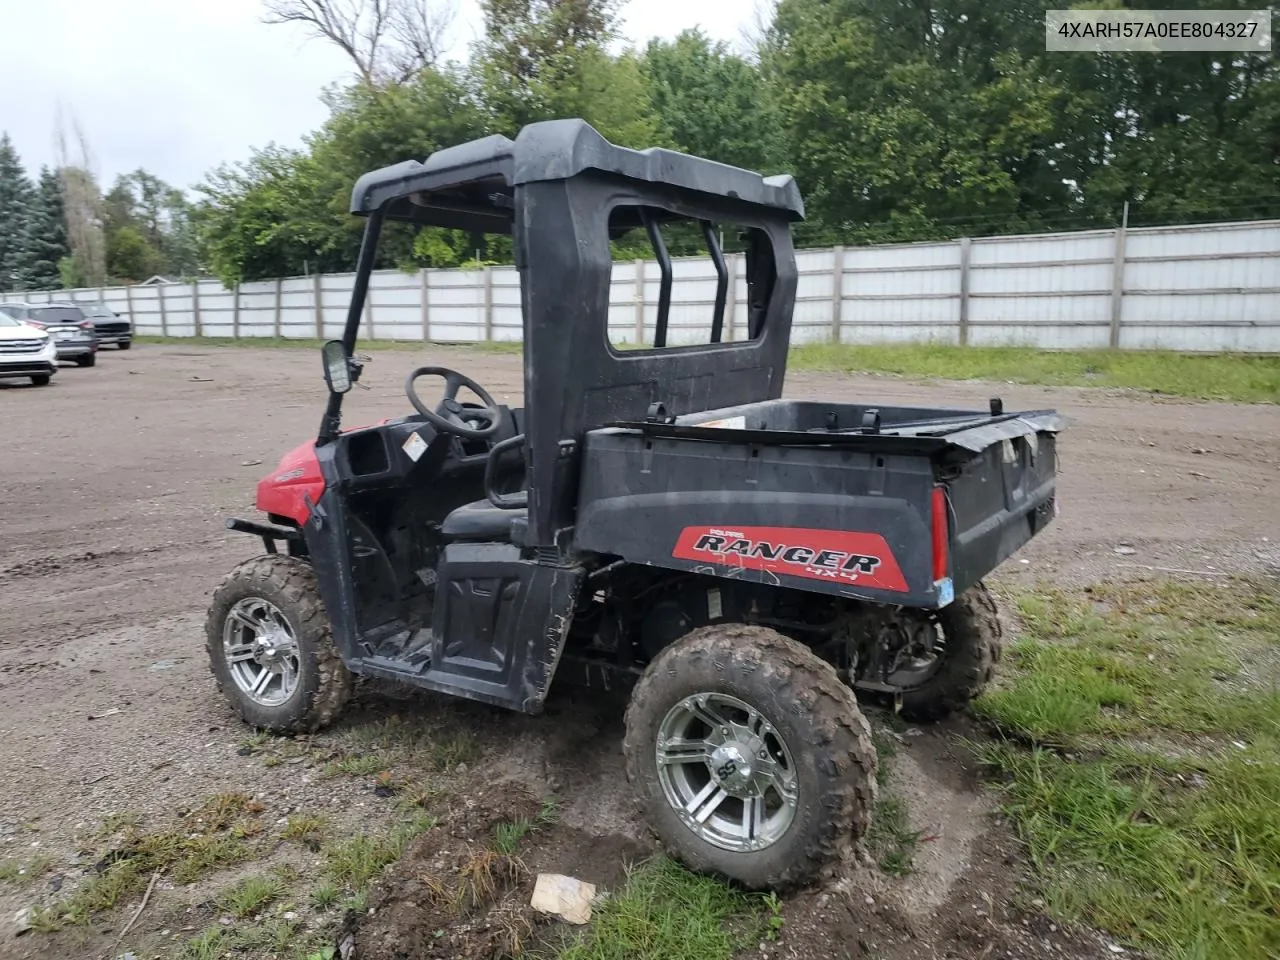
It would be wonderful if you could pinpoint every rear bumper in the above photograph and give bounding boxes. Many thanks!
[55,340,96,359]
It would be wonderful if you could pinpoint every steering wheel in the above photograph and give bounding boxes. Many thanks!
[405,366,502,440]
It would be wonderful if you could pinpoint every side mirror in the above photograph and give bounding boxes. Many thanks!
[321,340,352,394]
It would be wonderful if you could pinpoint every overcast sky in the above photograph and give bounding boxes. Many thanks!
[1,0,762,194]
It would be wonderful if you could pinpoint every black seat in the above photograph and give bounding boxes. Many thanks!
[441,499,527,540]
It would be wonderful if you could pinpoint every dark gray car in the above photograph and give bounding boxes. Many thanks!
[0,303,99,366]
[80,301,133,349]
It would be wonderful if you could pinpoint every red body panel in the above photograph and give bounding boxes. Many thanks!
[673,525,909,593]
[255,440,325,525]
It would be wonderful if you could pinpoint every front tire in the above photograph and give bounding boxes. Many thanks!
[118,341,132,350]
[624,624,876,891]
[76,353,96,367]
[205,555,352,733]
[30,374,50,386]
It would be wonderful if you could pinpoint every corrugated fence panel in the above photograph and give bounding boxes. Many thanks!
[967,231,1113,349]
[5,219,1275,351]
[838,242,960,345]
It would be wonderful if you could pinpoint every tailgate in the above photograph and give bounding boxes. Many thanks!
[943,419,1060,594]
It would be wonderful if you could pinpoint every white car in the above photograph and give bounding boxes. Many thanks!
[0,311,57,386]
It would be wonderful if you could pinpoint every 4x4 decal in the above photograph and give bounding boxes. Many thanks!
[673,525,908,592]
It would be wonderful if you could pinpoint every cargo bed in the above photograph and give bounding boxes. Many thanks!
[573,399,1064,608]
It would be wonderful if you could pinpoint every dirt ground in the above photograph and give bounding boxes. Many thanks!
[0,344,1276,960]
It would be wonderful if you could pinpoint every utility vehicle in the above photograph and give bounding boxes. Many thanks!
[208,120,1063,890]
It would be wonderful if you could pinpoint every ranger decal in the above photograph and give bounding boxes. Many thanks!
[673,525,908,592]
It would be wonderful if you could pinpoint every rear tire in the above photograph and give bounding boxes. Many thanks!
[30,374,50,386]
[205,555,352,733]
[76,354,96,367]
[897,583,1003,722]
[624,624,876,891]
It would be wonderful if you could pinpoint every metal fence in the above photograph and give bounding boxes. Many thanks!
[17,218,1280,352]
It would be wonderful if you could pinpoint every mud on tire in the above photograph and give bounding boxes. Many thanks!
[205,555,352,733]
[898,582,1003,723]
[623,623,877,892]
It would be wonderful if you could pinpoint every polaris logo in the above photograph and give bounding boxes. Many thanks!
[691,532,881,574]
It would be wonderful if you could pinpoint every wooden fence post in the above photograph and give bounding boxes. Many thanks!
[192,281,202,337]
[232,283,241,338]
[958,237,972,346]
[124,283,136,334]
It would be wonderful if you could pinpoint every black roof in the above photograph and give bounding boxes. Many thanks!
[349,119,804,232]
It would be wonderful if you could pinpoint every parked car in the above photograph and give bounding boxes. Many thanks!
[80,301,132,349]
[0,311,57,385]
[0,302,98,366]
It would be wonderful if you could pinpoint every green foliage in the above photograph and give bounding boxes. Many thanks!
[0,133,35,292]
[642,29,784,172]
[25,167,69,290]
[102,168,199,282]
[974,577,1280,959]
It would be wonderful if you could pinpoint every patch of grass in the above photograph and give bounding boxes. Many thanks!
[37,799,257,929]
[0,855,51,886]
[281,813,328,850]
[537,797,560,826]
[183,925,231,960]
[217,872,286,918]
[866,795,921,877]
[973,576,1280,960]
[322,813,436,894]
[789,343,1280,404]
[239,730,272,752]
[233,916,302,952]
[341,889,368,913]
[322,752,389,778]
[457,849,526,911]
[493,816,533,854]
[554,857,773,960]
[310,881,341,910]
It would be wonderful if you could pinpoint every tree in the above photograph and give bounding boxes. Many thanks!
[103,169,201,281]
[263,0,456,85]
[642,29,784,173]
[472,0,660,147]
[25,167,70,290]
[0,133,35,292]
[54,110,107,288]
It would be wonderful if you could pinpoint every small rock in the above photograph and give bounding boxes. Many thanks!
[116,953,139,960]
[455,762,468,774]
[283,911,297,921]
[1113,545,1137,556]
[14,907,32,936]
[241,459,263,466]
[1192,447,1208,455]
[864,895,875,906]
[219,916,234,926]
[531,874,596,924]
